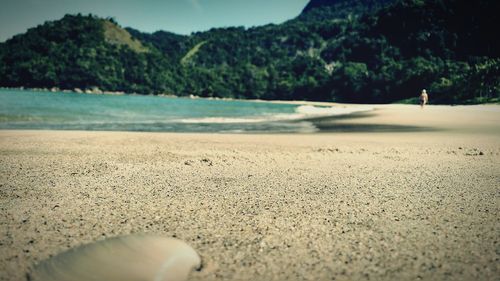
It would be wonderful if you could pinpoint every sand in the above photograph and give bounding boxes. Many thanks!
[0,104,499,281]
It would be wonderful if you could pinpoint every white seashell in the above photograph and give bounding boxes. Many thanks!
[29,235,201,281]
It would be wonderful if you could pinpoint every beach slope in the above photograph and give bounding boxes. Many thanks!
[0,104,499,281]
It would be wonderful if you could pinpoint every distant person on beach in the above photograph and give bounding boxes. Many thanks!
[419,89,428,108]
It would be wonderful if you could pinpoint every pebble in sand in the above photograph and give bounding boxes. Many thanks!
[28,235,201,281]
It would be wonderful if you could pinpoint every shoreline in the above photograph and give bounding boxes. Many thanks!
[1,98,498,134]
[2,87,499,135]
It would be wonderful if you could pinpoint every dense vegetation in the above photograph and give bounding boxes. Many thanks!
[0,0,498,104]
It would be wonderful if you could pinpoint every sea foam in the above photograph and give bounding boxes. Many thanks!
[178,105,373,124]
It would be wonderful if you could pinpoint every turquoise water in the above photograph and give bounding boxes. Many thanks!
[0,89,372,133]
[0,89,316,133]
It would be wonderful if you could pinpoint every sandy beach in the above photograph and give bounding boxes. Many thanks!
[1,104,499,280]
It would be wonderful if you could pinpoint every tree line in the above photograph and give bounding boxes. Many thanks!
[0,0,498,104]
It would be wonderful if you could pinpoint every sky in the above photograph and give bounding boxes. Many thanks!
[0,0,310,42]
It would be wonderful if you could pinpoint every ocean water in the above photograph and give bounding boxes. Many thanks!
[0,89,370,133]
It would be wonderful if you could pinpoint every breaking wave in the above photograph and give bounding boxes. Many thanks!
[178,104,373,124]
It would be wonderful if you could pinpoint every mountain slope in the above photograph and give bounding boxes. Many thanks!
[0,14,186,93]
[102,20,148,53]
[0,0,498,103]
[300,0,394,20]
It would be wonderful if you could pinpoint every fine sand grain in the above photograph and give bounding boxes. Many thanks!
[0,104,499,281]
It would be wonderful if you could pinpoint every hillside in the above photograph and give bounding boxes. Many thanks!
[300,0,394,20]
[102,20,148,53]
[0,0,498,104]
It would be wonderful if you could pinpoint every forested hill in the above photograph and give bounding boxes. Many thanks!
[300,0,394,20]
[0,0,498,104]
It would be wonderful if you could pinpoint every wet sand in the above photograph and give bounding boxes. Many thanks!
[0,104,499,280]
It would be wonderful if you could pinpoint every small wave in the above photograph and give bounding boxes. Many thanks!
[178,117,268,124]
[295,105,373,116]
[177,105,373,124]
